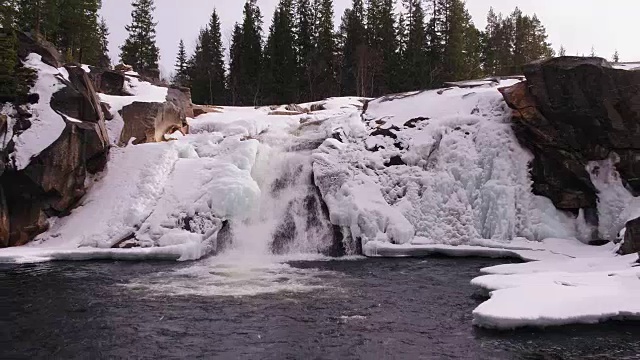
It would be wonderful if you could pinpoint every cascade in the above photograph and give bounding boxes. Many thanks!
[224,143,343,258]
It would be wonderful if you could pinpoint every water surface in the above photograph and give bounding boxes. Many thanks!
[1,257,639,359]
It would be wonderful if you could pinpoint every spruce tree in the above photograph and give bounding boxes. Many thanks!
[173,39,187,86]
[189,9,227,105]
[338,0,366,96]
[313,0,338,100]
[232,0,263,106]
[401,0,428,91]
[120,0,160,73]
[97,17,111,67]
[612,50,620,63]
[263,0,297,104]
[295,0,316,101]
[228,23,243,105]
[558,45,567,57]
[482,7,500,75]
[0,0,17,100]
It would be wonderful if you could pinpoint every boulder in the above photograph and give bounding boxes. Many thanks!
[0,41,110,247]
[118,87,192,145]
[114,64,133,73]
[16,31,62,68]
[192,105,222,117]
[98,70,127,96]
[500,57,640,213]
[620,217,640,255]
[167,87,194,118]
[119,102,186,145]
[52,66,105,123]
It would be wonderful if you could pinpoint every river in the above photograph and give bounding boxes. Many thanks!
[1,257,639,359]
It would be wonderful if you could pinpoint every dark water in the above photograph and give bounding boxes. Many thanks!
[1,257,639,360]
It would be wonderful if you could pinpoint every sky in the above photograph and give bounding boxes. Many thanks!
[101,0,640,77]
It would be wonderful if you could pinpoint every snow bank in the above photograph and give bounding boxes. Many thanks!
[99,75,168,113]
[11,54,68,170]
[32,141,180,249]
[472,252,640,329]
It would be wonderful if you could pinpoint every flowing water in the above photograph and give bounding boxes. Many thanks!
[1,257,639,360]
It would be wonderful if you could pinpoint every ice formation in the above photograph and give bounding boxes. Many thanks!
[0,75,607,262]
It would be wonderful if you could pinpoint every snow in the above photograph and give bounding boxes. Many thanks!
[586,157,639,244]
[472,251,640,329]
[99,74,168,113]
[11,54,68,170]
[97,73,169,145]
[311,80,590,252]
[613,62,640,71]
[32,142,179,250]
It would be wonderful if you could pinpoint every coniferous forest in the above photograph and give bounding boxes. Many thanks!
[178,0,557,106]
[1,0,561,105]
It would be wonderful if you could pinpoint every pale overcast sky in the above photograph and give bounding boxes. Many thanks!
[101,0,640,76]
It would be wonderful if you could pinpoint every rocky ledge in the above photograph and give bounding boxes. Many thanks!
[0,33,193,247]
[500,57,640,254]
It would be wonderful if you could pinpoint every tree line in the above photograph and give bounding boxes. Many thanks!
[0,0,621,107]
[175,0,557,106]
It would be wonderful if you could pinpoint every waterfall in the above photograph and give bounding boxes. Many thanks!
[224,143,343,258]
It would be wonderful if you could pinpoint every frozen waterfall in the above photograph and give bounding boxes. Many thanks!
[228,144,343,258]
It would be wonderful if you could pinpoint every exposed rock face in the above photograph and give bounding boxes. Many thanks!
[97,70,127,96]
[0,36,109,247]
[119,88,190,145]
[500,57,640,213]
[621,217,640,255]
[16,32,62,68]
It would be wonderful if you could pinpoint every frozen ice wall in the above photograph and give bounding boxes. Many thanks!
[314,81,593,249]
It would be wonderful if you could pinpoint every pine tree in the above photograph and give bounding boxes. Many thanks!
[401,0,428,91]
[120,0,160,73]
[173,39,187,86]
[205,9,228,105]
[97,17,111,67]
[558,45,566,56]
[263,0,298,104]
[339,0,366,96]
[589,46,596,57]
[482,7,500,75]
[612,50,620,63]
[227,0,263,106]
[295,0,315,101]
[313,0,338,100]
[228,23,243,105]
[0,0,18,100]
[366,0,400,96]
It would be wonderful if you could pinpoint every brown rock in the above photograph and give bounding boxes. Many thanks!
[98,70,127,96]
[118,87,192,145]
[119,101,186,145]
[114,64,133,73]
[0,45,110,247]
[500,57,640,215]
[192,105,222,117]
[101,102,114,120]
[620,217,640,255]
[16,31,63,68]
[51,66,105,123]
